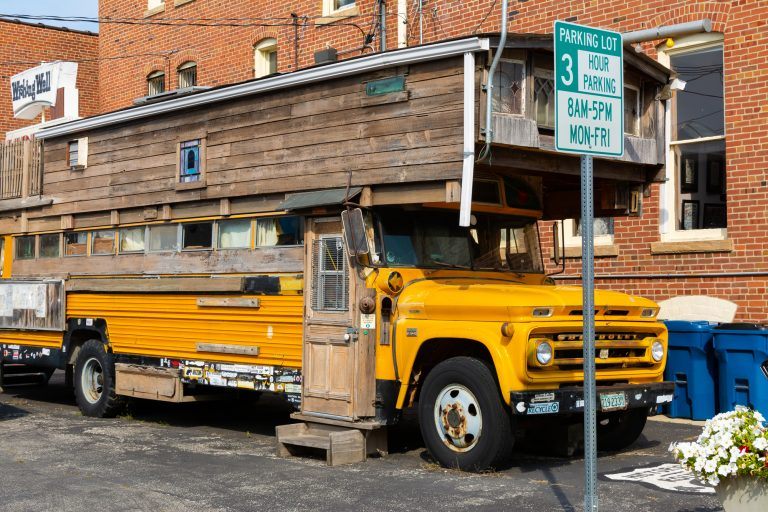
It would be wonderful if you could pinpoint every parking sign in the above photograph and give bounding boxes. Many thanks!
[554,21,624,157]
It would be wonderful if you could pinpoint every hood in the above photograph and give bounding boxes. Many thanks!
[395,277,658,322]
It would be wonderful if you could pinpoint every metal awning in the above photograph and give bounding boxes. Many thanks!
[280,187,362,211]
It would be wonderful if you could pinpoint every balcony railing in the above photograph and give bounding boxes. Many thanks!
[0,139,43,200]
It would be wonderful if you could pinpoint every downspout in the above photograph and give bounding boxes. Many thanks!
[460,0,507,226]
[476,0,508,164]
[397,0,407,48]
[379,0,387,52]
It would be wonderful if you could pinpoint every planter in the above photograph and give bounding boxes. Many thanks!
[715,477,768,512]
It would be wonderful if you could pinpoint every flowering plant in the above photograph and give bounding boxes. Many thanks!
[670,407,768,486]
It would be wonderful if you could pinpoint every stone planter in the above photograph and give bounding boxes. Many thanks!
[715,477,768,512]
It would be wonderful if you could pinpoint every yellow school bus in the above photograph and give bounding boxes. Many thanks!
[0,35,673,470]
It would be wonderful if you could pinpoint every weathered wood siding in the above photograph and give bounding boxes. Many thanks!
[35,57,465,220]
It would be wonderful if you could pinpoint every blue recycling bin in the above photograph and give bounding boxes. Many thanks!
[713,324,768,418]
[663,320,719,420]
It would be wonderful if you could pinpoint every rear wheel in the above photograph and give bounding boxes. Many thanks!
[418,357,513,471]
[596,408,648,451]
[74,340,124,417]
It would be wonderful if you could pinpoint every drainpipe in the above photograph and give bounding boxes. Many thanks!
[475,0,508,165]
[291,13,299,71]
[379,0,387,52]
[418,0,424,45]
[623,19,711,45]
[397,0,407,48]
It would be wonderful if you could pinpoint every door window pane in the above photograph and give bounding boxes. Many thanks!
[493,60,524,115]
[149,225,179,252]
[39,234,61,258]
[671,46,724,141]
[182,222,213,250]
[255,216,303,246]
[119,227,146,253]
[15,236,35,260]
[179,140,201,183]
[534,75,555,128]
[65,232,88,256]
[311,236,349,311]
[218,219,252,249]
[91,230,116,255]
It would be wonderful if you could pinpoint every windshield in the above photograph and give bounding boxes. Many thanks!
[372,209,543,273]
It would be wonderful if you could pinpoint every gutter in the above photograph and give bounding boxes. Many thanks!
[553,271,768,280]
[36,37,490,140]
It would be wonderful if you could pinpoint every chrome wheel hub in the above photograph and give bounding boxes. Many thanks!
[434,384,482,452]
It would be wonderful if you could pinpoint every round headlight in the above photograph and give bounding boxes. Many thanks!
[536,341,553,365]
[651,340,664,362]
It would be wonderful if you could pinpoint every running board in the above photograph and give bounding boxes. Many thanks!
[276,421,387,466]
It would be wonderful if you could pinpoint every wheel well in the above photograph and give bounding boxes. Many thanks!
[65,329,106,365]
[406,338,497,405]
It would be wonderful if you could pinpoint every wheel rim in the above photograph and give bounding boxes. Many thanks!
[433,384,483,452]
[81,357,104,404]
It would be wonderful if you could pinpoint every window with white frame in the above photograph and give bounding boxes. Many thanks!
[147,70,165,96]
[177,61,197,88]
[323,0,355,15]
[254,39,278,78]
[659,34,726,238]
[147,0,164,10]
[562,217,615,248]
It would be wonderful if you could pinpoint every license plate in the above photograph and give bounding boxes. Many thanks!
[600,392,627,411]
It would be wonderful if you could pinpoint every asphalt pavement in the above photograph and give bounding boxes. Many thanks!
[0,372,722,512]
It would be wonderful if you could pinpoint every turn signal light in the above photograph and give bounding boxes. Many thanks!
[501,322,515,338]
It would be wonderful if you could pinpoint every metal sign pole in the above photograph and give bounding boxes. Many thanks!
[581,153,597,512]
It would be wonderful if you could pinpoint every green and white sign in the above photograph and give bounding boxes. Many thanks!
[554,21,624,157]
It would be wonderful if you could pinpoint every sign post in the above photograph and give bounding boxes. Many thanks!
[554,20,624,512]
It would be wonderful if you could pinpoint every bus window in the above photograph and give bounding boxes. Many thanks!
[218,219,252,249]
[182,222,213,250]
[65,232,88,256]
[255,216,303,247]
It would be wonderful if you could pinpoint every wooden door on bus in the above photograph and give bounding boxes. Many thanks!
[302,217,362,420]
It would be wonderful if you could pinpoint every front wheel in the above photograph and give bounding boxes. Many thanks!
[596,408,648,452]
[74,340,124,418]
[418,357,513,471]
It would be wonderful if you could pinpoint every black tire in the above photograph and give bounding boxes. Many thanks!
[74,340,124,418]
[418,356,513,471]
[596,408,648,452]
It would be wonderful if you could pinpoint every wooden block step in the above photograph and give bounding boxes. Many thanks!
[276,422,376,466]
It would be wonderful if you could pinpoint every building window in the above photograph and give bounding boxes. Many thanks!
[65,232,88,257]
[218,219,252,249]
[119,227,146,253]
[14,236,35,260]
[179,139,201,183]
[182,222,213,250]
[147,0,165,11]
[255,216,303,246]
[254,39,278,78]
[624,86,640,136]
[493,59,525,116]
[177,61,197,88]
[39,234,61,258]
[311,236,349,311]
[149,224,179,252]
[323,0,355,14]
[91,230,116,255]
[659,35,726,237]
[533,69,555,129]
[67,138,87,169]
[147,70,165,96]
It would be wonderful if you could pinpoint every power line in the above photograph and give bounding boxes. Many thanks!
[0,50,183,67]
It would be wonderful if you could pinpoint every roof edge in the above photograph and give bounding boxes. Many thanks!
[0,17,98,37]
[37,37,490,140]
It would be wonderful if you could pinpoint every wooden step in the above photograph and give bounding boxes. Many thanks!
[276,421,387,466]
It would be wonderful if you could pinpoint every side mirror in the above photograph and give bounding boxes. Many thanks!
[548,221,566,276]
[341,208,370,257]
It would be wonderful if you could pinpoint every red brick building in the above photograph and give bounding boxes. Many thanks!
[0,19,99,139]
[94,1,767,322]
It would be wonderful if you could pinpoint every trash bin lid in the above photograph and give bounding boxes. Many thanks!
[663,320,717,332]
[714,323,767,331]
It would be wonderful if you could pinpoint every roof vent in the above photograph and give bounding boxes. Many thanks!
[133,86,211,106]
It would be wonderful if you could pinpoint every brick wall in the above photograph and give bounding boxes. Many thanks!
[0,19,99,139]
[97,1,768,322]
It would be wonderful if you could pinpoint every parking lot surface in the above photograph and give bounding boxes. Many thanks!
[1,373,721,512]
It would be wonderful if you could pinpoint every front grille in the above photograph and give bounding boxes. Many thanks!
[554,332,642,341]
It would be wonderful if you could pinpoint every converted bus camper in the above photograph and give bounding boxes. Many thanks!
[0,35,673,470]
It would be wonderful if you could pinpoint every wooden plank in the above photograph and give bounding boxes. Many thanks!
[196,297,260,308]
[65,276,246,293]
[195,342,260,356]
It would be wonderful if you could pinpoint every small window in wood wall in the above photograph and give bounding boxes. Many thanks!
[67,138,88,169]
[178,139,203,183]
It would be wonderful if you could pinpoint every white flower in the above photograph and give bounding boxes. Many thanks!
[754,437,768,451]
